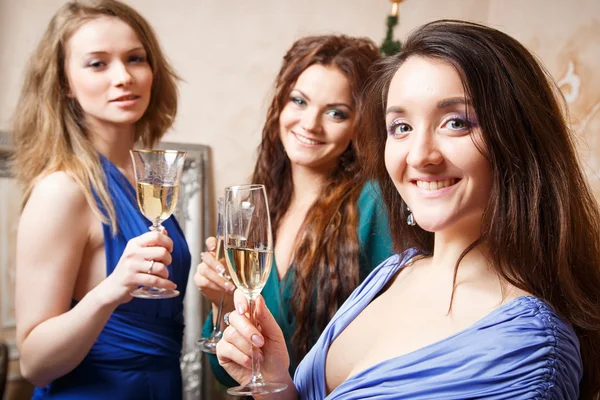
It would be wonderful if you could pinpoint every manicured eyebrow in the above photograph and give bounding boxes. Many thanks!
[437,97,471,108]
[84,46,146,56]
[386,97,471,116]
[291,89,352,110]
[385,106,405,116]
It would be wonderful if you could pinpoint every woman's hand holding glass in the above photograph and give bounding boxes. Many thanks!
[194,237,236,305]
[217,290,294,395]
[99,231,176,306]
[196,233,236,353]
[129,149,185,299]
[221,184,288,395]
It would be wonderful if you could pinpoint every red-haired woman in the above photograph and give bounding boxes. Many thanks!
[195,35,392,385]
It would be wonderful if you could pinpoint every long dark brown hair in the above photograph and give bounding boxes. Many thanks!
[252,35,380,360]
[362,20,600,399]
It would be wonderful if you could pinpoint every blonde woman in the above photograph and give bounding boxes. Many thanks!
[12,1,189,398]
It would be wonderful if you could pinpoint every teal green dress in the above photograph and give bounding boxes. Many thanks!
[202,181,393,387]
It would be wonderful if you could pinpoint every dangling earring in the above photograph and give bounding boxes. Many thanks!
[406,206,416,226]
[338,146,354,173]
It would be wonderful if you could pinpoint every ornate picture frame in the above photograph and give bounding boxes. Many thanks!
[0,133,16,332]
[157,140,213,400]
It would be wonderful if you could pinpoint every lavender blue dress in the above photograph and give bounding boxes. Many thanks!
[32,155,191,399]
[294,249,582,399]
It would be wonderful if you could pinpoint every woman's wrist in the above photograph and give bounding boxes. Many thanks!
[88,278,124,310]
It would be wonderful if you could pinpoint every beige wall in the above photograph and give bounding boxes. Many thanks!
[0,0,392,199]
[1,0,599,198]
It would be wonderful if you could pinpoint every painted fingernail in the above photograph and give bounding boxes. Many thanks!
[208,243,216,251]
[236,303,246,315]
[216,263,225,274]
[251,334,264,347]
[225,282,235,292]
[257,351,264,363]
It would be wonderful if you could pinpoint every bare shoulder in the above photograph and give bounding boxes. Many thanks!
[15,172,95,344]
[29,171,87,207]
[20,171,92,238]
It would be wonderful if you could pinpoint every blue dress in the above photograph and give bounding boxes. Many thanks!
[32,155,192,400]
[295,249,582,399]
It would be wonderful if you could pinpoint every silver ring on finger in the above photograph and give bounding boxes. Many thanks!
[218,271,231,281]
[147,259,155,275]
[223,312,231,326]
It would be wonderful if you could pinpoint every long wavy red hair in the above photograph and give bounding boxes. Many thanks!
[252,35,380,360]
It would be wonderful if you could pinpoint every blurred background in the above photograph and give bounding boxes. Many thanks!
[0,0,598,398]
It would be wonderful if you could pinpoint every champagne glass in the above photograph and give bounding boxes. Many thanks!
[130,149,186,299]
[197,197,230,353]
[224,184,287,396]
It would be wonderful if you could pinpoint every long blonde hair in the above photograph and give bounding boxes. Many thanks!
[12,0,179,233]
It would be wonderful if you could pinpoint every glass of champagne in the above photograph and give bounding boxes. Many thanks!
[130,149,186,299]
[224,184,287,396]
[197,197,230,353]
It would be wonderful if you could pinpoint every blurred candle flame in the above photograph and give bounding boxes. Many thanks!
[390,0,404,17]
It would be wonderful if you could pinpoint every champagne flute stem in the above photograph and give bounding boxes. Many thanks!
[248,298,264,385]
[214,292,225,336]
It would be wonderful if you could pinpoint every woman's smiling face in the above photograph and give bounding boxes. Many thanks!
[278,64,355,175]
[384,56,492,235]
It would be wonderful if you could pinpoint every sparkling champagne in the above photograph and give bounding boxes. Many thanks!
[225,246,272,300]
[136,181,179,223]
